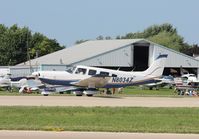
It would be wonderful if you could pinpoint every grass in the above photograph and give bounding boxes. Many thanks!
[0,86,176,97]
[123,86,176,96]
[0,106,199,133]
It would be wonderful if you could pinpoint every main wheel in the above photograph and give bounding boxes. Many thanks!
[86,94,93,97]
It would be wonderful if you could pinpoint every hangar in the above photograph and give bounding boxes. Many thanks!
[16,39,199,76]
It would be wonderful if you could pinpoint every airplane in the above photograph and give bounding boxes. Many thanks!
[32,54,168,96]
[174,73,199,96]
[140,75,175,90]
[0,74,11,90]
[0,74,44,93]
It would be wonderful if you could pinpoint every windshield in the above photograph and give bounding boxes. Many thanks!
[66,66,76,74]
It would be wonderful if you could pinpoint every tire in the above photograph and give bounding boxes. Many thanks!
[76,94,83,96]
[86,94,93,97]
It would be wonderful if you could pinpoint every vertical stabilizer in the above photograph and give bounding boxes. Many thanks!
[143,54,168,77]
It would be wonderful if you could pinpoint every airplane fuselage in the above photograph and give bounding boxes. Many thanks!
[36,66,158,88]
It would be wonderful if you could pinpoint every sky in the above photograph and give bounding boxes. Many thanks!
[0,0,198,46]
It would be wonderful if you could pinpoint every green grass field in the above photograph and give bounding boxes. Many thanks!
[123,86,175,96]
[0,86,176,97]
[0,106,199,133]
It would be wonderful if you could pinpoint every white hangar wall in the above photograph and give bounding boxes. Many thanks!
[73,45,132,67]
[152,44,198,68]
[73,41,199,69]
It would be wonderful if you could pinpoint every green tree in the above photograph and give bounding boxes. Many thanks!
[148,31,184,51]
[119,23,191,53]
[75,39,88,44]
[30,38,64,58]
[0,24,64,66]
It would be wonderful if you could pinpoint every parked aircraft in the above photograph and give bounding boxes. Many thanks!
[141,75,175,90]
[174,73,199,96]
[0,74,11,89]
[0,74,44,93]
[32,54,168,96]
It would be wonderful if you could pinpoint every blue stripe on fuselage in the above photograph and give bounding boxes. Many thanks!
[104,78,160,88]
[39,78,78,86]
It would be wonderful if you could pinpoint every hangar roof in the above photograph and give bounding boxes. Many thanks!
[18,39,144,66]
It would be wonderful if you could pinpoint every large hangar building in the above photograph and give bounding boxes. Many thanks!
[17,39,199,76]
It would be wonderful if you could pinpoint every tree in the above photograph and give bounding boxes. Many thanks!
[30,38,64,58]
[180,44,199,56]
[148,31,184,51]
[117,23,191,53]
[96,35,104,40]
[75,39,88,44]
[105,36,112,40]
[0,24,64,66]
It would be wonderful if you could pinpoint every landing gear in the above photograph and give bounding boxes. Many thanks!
[86,94,93,97]
[83,88,98,96]
[76,94,83,96]
[73,91,83,96]
[106,89,112,95]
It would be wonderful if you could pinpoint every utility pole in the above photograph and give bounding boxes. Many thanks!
[26,33,32,73]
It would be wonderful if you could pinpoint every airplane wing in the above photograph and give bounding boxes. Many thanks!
[71,75,111,88]
[53,86,81,92]
[0,84,9,87]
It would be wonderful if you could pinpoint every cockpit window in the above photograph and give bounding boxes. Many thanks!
[75,68,87,75]
[66,66,76,73]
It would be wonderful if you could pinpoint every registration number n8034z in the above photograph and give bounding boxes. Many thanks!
[112,77,134,83]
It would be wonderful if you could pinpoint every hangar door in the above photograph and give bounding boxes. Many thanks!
[133,44,149,71]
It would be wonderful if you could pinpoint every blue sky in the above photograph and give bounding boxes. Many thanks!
[0,0,198,46]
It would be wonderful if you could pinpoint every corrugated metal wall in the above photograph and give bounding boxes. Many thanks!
[153,45,198,67]
[4,66,39,78]
[74,46,132,67]
[40,64,68,71]
[0,68,10,77]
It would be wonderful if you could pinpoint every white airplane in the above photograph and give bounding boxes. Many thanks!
[0,74,11,89]
[32,54,168,96]
[141,75,175,90]
[0,74,44,93]
[174,73,199,95]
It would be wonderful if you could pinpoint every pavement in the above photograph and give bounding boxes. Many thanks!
[1,131,199,139]
[0,96,199,107]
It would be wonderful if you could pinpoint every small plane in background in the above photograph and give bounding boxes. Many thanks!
[174,73,199,96]
[0,74,44,93]
[140,75,175,90]
[0,74,11,89]
[32,54,168,96]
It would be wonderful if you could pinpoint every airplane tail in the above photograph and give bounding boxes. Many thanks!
[143,54,168,77]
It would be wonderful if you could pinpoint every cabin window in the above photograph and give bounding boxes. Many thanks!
[112,74,117,77]
[88,69,97,75]
[100,71,109,76]
[75,68,87,75]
